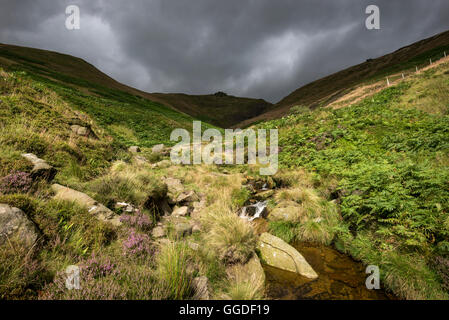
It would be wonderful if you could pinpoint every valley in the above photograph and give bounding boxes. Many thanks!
[1,29,449,300]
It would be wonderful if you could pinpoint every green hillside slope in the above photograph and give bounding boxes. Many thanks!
[257,60,449,299]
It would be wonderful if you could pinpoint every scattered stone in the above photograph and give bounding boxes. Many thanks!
[151,226,166,238]
[128,146,141,153]
[254,190,274,201]
[70,125,97,139]
[172,206,190,217]
[151,144,165,154]
[115,202,135,213]
[226,254,266,288]
[0,204,39,249]
[313,217,323,223]
[268,206,302,223]
[192,223,202,234]
[133,155,148,165]
[51,184,121,226]
[152,160,172,169]
[174,222,192,238]
[176,190,199,204]
[191,198,207,219]
[192,276,210,300]
[258,232,318,279]
[21,153,57,181]
[188,241,200,251]
[164,178,185,203]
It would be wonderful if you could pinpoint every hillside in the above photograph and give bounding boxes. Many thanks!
[0,43,271,128]
[237,29,449,128]
[257,58,449,299]
[150,92,272,128]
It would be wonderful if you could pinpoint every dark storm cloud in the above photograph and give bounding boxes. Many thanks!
[1,0,449,102]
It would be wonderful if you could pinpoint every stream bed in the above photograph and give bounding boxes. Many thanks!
[264,242,394,300]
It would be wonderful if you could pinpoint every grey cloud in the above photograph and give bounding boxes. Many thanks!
[1,0,449,102]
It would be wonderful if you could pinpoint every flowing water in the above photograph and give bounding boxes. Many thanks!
[264,242,394,300]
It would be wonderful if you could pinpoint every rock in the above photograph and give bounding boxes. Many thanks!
[70,125,97,139]
[115,202,135,213]
[128,146,141,153]
[188,241,200,251]
[51,184,121,226]
[152,160,172,168]
[133,155,148,165]
[152,144,165,154]
[164,178,184,203]
[226,254,266,288]
[192,276,210,300]
[191,198,207,219]
[175,222,192,238]
[151,226,166,238]
[192,223,202,234]
[21,153,57,181]
[258,233,318,279]
[176,190,199,204]
[0,204,39,248]
[172,206,190,217]
[268,206,303,223]
[254,190,274,201]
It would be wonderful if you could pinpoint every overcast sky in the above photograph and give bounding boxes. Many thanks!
[1,0,449,103]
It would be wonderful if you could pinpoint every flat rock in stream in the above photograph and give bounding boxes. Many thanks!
[51,184,121,226]
[258,232,318,279]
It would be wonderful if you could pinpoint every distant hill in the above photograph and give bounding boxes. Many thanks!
[0,43,272,128]
[236,29,449,127]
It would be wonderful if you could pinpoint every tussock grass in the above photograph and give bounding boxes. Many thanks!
[155,242,194,300]
[202,207,257,264]
[219,269,264,300]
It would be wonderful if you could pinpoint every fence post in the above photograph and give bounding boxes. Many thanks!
[416,66,418,73]
[430,58,432,65]
[387,77,390,86]
[402,73,405,79]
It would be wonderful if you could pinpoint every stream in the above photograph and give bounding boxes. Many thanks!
[264,242,393,300]
[240,178,394,300]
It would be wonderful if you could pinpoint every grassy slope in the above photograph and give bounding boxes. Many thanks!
[259,60,449,299]
[237,29,449,128]
[0,44,220,148]
[0,43,272,128]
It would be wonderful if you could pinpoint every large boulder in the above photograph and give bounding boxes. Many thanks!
[258,232,318,279]
[51,184,121,226]
[21,153,57,181]
[0,204,39,248]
